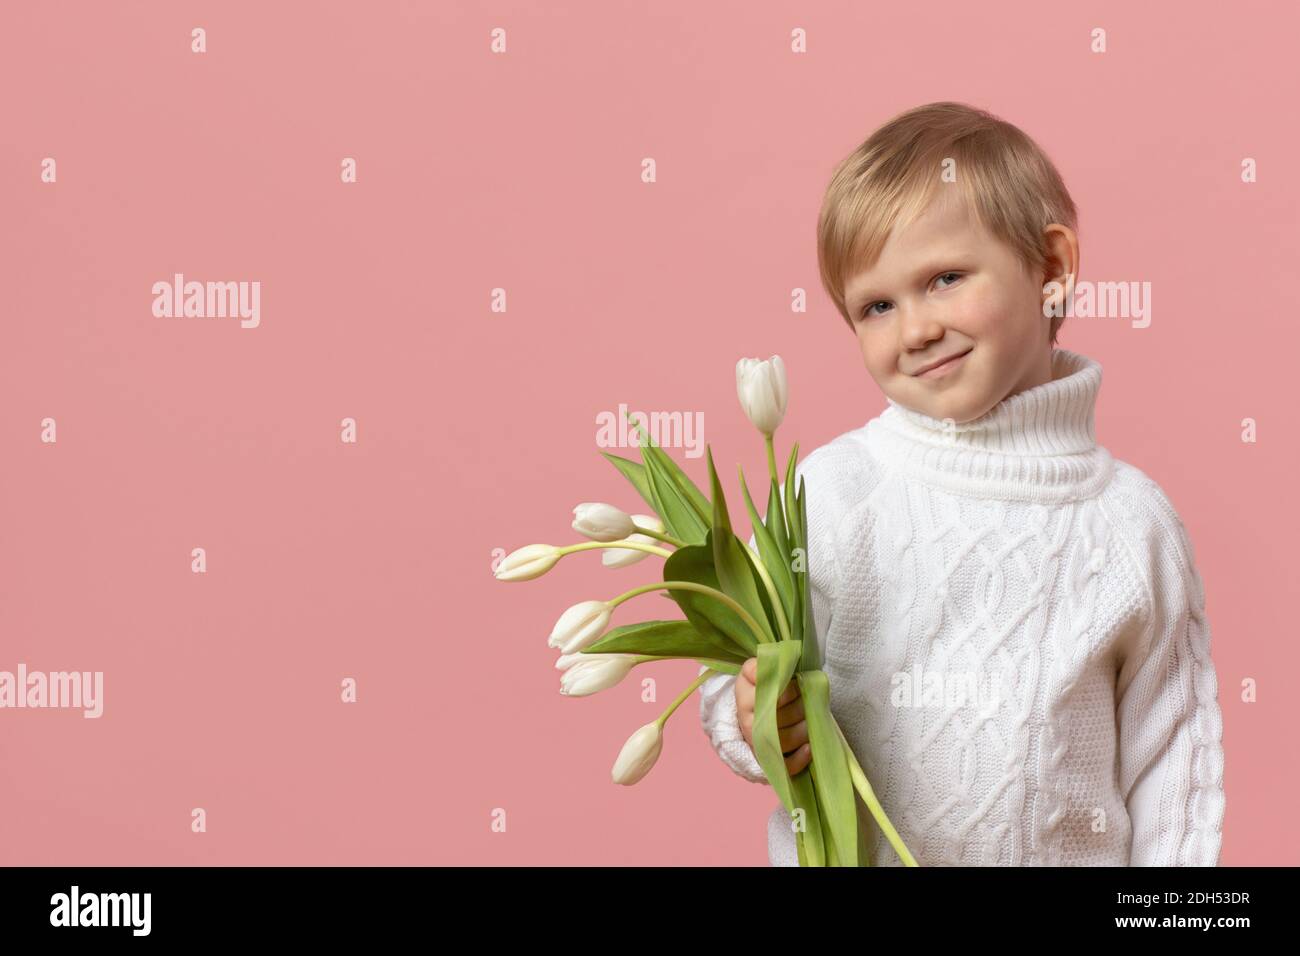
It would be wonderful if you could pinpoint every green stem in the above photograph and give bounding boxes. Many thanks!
[632,525,685,548]
[834,721,919,867]
[656,669,712,726]
[764,432,779,487]
[607,580,772,646]
[559,540,673,560]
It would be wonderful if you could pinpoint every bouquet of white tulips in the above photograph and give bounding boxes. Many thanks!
[495,356,917,867]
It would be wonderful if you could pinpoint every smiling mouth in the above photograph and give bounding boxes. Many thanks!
[914,348,973,378]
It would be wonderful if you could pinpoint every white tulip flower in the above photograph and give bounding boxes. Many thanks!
[611,721,664,786]
[602,515,665,569]
[559,654,638,696]
[572,502,637,542]
[494,544,561,581]
[548,599,613,654]
[736,355,788,435]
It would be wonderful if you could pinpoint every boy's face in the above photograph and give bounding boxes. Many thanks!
[843,189,1062,425]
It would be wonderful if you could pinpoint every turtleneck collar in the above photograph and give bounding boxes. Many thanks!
[861,347,1114,503]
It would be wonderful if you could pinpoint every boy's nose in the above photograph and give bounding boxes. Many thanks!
[898,308,949,352]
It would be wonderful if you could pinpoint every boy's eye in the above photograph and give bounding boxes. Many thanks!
[859,272,963,320]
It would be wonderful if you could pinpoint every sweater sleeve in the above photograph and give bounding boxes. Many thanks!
[698,663,769,784]
[1116,496,1226,866]
[698,464,839,785]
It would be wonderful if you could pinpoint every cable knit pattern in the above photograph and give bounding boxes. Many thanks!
[698,348,1226,866]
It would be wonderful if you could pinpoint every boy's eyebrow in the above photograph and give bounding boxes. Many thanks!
[846,255,974,308]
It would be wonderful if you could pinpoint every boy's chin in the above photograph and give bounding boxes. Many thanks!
[890,384,988,424]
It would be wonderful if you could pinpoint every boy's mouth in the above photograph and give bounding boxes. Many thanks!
[912,348,973,378]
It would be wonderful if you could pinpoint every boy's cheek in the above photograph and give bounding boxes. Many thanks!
[855,334,898,383]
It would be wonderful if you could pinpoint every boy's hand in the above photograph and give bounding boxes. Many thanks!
[735,657,811,776]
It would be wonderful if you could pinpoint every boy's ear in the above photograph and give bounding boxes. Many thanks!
[1040,223,1080,289]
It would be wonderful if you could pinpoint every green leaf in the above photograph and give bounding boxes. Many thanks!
[705,446,732,535]
[744,544,780,640]
[706,452,774,644]
[797,478,821,672]
[820,796,839,866]
[799,669,858,866]
[783,441,800,548]
[766,478,791,586]
[739,465,795,636]
[791,771,826,867]
[663,544,760,656]
[661,457,712,528]
[643,448,708,545]
[624,413,712,529]
[783,442,802,553]
[765,477,796,642]
[582,618,750,667]
[751,640,804,812]
[784,446,806,646]
[600,452,656,514]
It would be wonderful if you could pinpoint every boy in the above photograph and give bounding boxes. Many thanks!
[699,102,1225,866]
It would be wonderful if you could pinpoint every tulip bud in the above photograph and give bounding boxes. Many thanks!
[559,654,637,696]
[554,651,582,671]
[602,515,664,569]
[572,502,636,542]
[736,355,788,435]
[494,544,561,581]
[611,721,664,785]
[548,599,613,654]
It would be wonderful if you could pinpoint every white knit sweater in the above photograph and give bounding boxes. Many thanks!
[699,348,1225,866]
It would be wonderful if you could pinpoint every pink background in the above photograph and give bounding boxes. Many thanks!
[2,0,1296,865]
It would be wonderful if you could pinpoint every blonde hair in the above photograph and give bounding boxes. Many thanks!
[817,101,1078,345]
